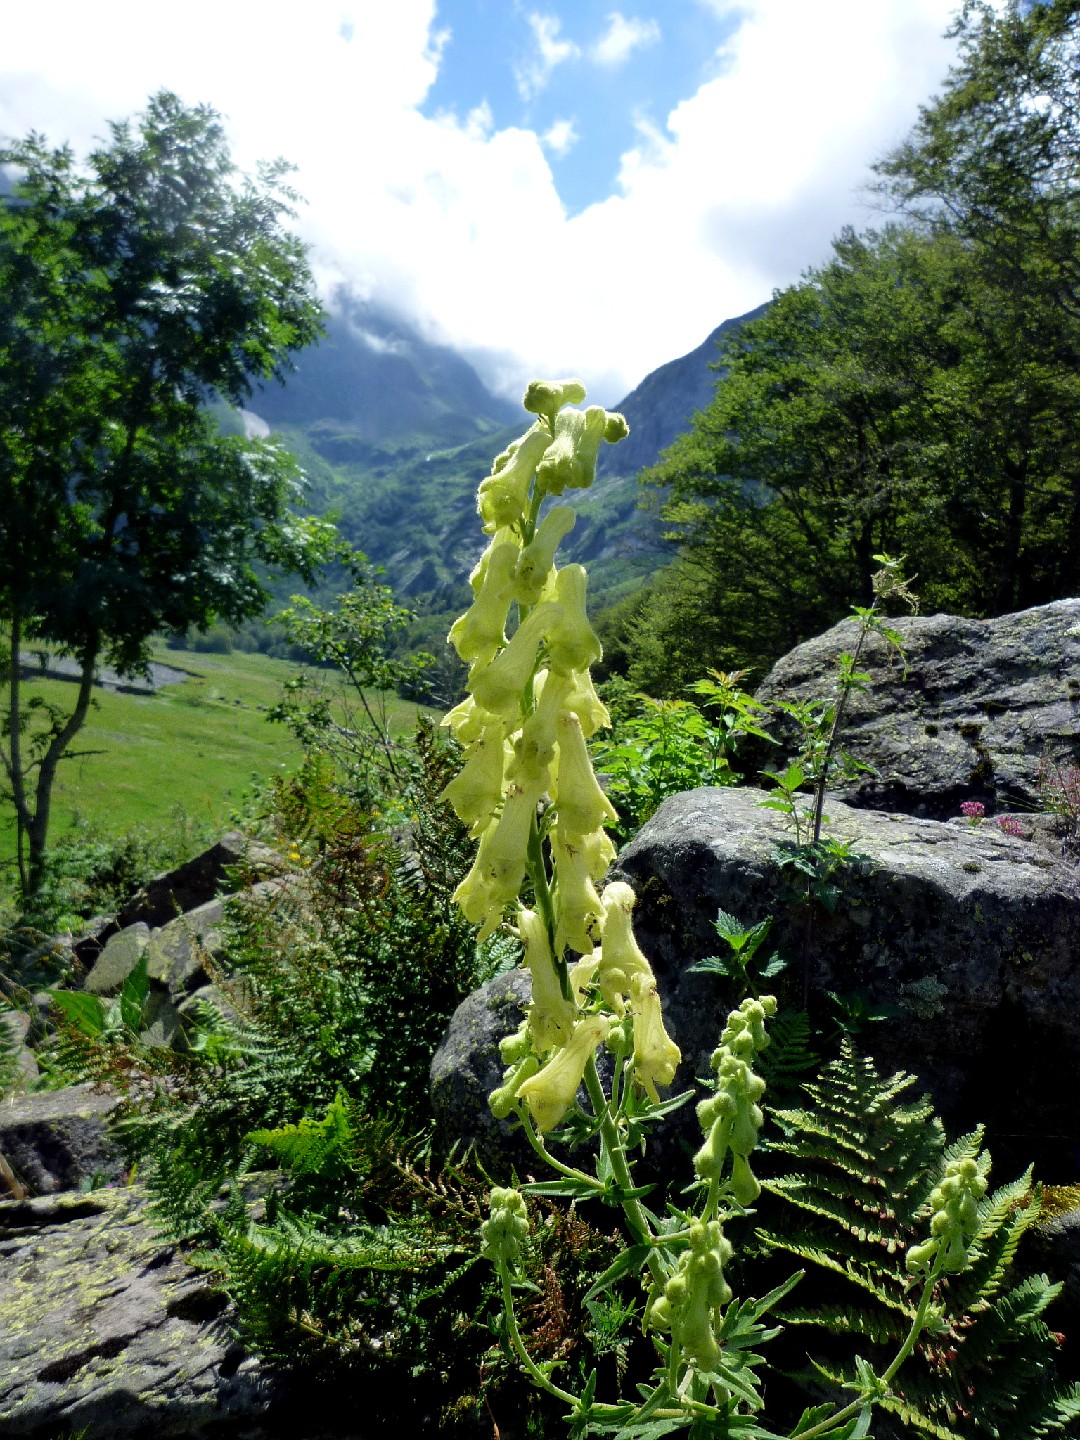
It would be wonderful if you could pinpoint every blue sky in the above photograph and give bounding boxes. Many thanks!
[1,1,965,404]
[423,4,742,215]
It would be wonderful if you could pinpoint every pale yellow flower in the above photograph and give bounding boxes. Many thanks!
[516,1013,610,1131]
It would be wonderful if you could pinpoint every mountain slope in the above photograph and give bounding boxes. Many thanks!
[251,297,767,613]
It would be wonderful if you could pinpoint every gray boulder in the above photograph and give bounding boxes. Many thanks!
[615,786,1080,1177]
[146,899,227,996]
[0,1186,274,1437]
[84,922,151,995]
[754,597,1080,819]
[430,970,533,1176]
[0,1009,38,1092]
[0,1085,124,1195]
[117,830,285,929]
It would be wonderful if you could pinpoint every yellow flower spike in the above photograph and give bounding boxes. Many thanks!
[442,723,511,836]
[522,378,587,421]
[564,668,611,738]
[516,1013,611,1132]
[630,972,681,1101]
[518,907,577,1052]
[448,539,519,666]
[513,505,576,607]
[471,601,562,722]
[553,709,618,834]
[552,820,606,956]
[536,405,609,496]
[546,565,602,674]
[477,424,553,533]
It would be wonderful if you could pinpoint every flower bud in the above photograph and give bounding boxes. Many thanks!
[906,1153,988,1275]
[646,1220,733,1373]
[513,506,576,607]
[519,907,577,1051]
[516,1014,610,1131]
[481,1186,530,1264]
[489,1052,540,1119]
[536,405,608,495]
[604,412,630,443]
[478,425,552,532]
[523,378,587,420]
[546,565,602,674]
[693,996,776,1198]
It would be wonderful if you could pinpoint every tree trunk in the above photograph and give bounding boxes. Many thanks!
[24,643,98,896]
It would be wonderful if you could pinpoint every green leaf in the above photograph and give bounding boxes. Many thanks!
[119,953,149,1035]
[49,988,107,1037]
[583,1243,653,1301]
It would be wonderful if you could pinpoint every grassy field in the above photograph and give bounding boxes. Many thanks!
[0,645,430,868]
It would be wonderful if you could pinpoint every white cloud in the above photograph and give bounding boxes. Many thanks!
[541,118,579,157]
[0,0,964,405]
[515,13,581,100]
[590,12,661,68]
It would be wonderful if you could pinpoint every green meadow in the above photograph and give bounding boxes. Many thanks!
[1,646,429,868]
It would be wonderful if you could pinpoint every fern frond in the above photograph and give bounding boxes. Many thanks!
[757,1040,1077,1438]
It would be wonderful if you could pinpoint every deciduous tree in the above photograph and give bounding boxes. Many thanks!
[0,93,336,893]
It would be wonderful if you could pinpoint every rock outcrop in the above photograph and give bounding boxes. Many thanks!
[615,786,1080,1176]
[0,1186,276,1438]
[432,787,1080,1179]
[754,597,1080,819]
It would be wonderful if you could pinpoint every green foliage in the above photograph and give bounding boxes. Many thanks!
[0,92,334,893]
[268,562,435,810]
[632,214,1080,690]
[593,671,771,841]
[755,1043,1080,1438]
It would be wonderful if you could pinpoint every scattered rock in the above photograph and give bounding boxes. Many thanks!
[141,990,184,1049]
[754,597,1080,819]
[84,922,151,995]
[117,831,285,930]
[146,900,227,996]
[0,1085,123,1195]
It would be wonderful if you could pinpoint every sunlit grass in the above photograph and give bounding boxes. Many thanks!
[0,645,429,867]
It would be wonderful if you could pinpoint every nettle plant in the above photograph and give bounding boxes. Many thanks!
[441,382,984,1439]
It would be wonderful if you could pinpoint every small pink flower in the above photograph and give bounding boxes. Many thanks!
[996,815,1024,838]
[960,800,985,824]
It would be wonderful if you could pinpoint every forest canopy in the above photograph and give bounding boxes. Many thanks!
[616,0,1080,696]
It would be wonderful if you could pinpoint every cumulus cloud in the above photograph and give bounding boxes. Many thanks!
[590,12,661,68]
[0,0,963,404]
[515,13,581,100]
[541,118,579,157]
